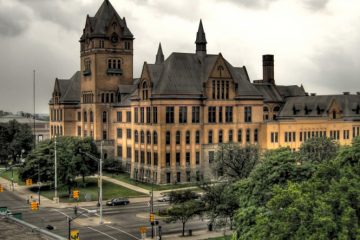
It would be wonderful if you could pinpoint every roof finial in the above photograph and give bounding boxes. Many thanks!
[155,42,164,64]
[195,19,207,55]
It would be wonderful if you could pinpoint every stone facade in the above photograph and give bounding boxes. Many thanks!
[49,0,360,184]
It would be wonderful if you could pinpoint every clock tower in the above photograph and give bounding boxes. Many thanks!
[79,0,134,141]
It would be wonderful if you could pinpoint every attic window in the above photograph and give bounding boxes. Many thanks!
[304,106,312,115]
[332,111,336,119]
[273,106,280,112]
[217,66,224,77]
[125,41,131,50]
[292,105,300,115]
[142,81,149,100]
[352,104,360,114]
[317,106,324,115]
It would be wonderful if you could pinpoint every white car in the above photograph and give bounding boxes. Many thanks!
[157,196,170,202]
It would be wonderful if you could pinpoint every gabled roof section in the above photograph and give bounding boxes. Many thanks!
[276,85,306,98]
[50,72,80,104]
[254,83,283,102]
[80,0,133,40]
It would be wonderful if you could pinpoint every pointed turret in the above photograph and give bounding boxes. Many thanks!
[195,19,207,54]
[155,43,164,64]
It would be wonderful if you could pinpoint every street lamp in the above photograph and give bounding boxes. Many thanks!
[78,140,103,224]
[54,136,58,203]
[145,175,155,238]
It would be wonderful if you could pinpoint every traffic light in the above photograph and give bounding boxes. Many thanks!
[31,201,39,211]
[26,179,33,186]
[73,190,79,200]
[0,184,3,192]
[150,213,155,223]
[70,230,79,240]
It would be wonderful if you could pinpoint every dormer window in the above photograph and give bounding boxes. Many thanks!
[142,81,149,100]
[125,41,131,50]
[332,110,336,119]
[107,58,122,75]
[304,105,312,115]
[83,58,91,76]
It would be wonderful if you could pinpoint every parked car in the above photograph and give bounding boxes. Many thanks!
[106,198,130,206]
[157,195,170,202]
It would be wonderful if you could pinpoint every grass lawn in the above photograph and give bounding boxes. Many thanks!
[0,168,24,185]
[104,172,198,191]
[29,177,146,203]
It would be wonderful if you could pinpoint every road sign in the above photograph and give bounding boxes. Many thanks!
[70,230,80,240]
[26,179,33,186]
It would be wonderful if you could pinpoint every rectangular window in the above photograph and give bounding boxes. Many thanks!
[217,81,220,99]
[179,106,187,123]
[186,171,191,182]
[117,146,122,157]
[154,153,158,166]
[293,132,296,142]
[117,128,122,138]
[126,111,131,122]
[147,152,151,165]
[166,131,171,145]
[176,152,180,166]
[77,112,81,121]
[219,130,223,143]
[225,106,233,123]
[195,131,200,144]
[192,106,200,123]
[254,129,258,143]
[238,129,242,143]
[186,152,190,165]
[245,106,252,122]
[135,151,139,162]
[300,132,303,142]
[209,151,214,163]
[140,151,145,164]
[218,107,223,123]
[246,129,250,143]
[117,111,122,122]
[228,130,233,142]
[77,126,81,136]
[186,131,190,144]
[127,147,131,158]
[212,80,216,99]
[103,130,107,140]
[134,108,138,123]
[271,132,278,143]
[166,153,171,167]
[208,107,216,123]
[153,107,158,124]
[225,81,229,99]
[126,129,131,139]
[166,107,174,123]
[140,107,144,123]
[208,131,213,144]
[146,107,151,123]
[285,132,288,142]
[196,152,200,165]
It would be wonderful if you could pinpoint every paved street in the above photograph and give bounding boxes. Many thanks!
[0,190,208,240]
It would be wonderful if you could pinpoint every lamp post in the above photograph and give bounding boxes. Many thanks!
[145,175,155,238]
[78,141,103,224]
[54,136,58,203]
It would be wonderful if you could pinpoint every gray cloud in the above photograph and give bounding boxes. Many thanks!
[0,3,29,37]
[303,0,330,11]
[223,0,279,9]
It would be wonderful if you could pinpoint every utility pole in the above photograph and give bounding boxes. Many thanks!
[54,136,58,203]
[99,141,103,224]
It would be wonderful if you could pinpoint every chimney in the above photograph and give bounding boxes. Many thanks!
[357,92,360,95]
[310,93,316,96]
[343,92,350,95]
[263,55,274,84]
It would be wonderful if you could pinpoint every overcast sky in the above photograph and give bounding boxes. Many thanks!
[1,0,360,114]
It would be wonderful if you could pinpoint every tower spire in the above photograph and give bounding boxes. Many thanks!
[195,19,207,54]
[155,42,164,64]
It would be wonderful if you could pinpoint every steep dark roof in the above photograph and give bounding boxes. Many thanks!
[277,85,306,98]
[279,94,360,120]
[155,43,164,64]
[149,52,262,99]
[80,0,133,40]
[50,72,80,104]
[195,20,207,44]
[254,83,283,102]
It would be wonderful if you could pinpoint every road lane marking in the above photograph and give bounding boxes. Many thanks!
[79,207,99,216]
[87,226,118,240]
[52,209,71,218]
[106,225,140,240]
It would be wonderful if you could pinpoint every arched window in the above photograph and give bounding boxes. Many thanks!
[254,129,258,143]
[263,106,269,112]
[147,131,151,144]
[140,131,144,143]
[90,111,93,122]
[208,130,213,144]
[195,131,200,144]
[83,111,87,122]
[101,93,104,103]
[135,130,139,143]
[166,131,171,145]
[108,60,111,69]
[218,130,223,143]
[112,59,116,69]
[102,111,107,123]
[176,131,181,145]
[228,129,233,142]
[153,131,158,145]
[273,106,280,112]
[186,131,191,144]
[246,129,251,143]
[332,110,336,119]
[110,93,114,103]
[117,60,121,69]
[106,93,109,103]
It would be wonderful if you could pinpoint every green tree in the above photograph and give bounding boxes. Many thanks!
[168,189,199,204]
[0,120,33,164]
[299,137,338,163]
[212,143,259,181]
[166,200,205,236]
[19,136,98,194]
[103,158,123,174]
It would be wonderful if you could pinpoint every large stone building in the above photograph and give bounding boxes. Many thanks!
[49,0,360,184]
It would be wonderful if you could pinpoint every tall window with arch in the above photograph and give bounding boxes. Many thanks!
[142,81,149,100]
[102,111,107,123]
[153,131,158,145]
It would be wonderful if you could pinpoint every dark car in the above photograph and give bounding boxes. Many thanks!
[106,198,130,206]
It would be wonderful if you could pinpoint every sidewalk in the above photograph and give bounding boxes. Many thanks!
[145,229,231,240]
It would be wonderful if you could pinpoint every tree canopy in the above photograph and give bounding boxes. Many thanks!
[19,136,99,194]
